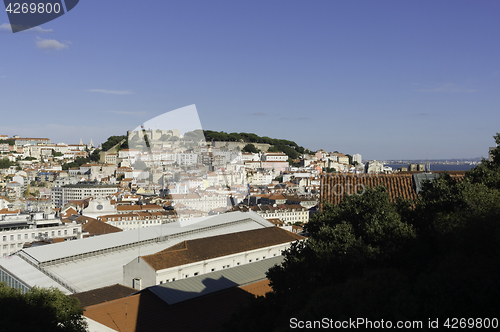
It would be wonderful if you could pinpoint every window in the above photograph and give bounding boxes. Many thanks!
[236,262,240,266]
[64,230,67,235]
[73,229,77,234]
[194,272,199,276]
[255,258,259,261]
[159,281,163,284]
[172,278,175,281]
[2,236,6,242]
[263,256,266,259]
[2,245,6,249]
[166,279,170,282]
[211,268,215,272]
[248,259,252,263]
[10,235,14,241]
[273,253,277,257]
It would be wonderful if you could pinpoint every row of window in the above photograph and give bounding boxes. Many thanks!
[1,228,78,242]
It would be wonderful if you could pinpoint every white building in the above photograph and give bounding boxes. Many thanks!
[123,226,303,289]
[365,160,385,174]
[262,152,288,162]
[51,182,118,208]
[0,211,277,294]
[0,212,82,257]
[353,154,362,165]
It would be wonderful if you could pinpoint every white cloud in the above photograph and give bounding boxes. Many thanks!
[88,89,134,95]
[108,111,146,115]
[27,26,54,33]
[416,83,478,93]
[36,37,68,50]
[1,23,54,33]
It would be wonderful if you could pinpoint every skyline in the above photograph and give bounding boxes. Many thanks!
[1,0,500,160]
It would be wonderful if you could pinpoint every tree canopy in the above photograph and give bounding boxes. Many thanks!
[0,157,14,169]
[242,143,259,153]
[101,135,128,152]
[0,283,87,332]
[0,139,15,146]
[225,133,500,331]
[203,130,312,160]
[62,157,91,171]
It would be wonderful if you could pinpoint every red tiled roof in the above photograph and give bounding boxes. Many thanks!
[70,284,136,308]
[82,219,123,236]
[142,227,304,271]
[84,280,272,332]
[320,172,466,207]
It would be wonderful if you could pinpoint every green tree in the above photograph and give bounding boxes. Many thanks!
[0,283,87,332]
[242,143,259,153]
[268,187,416,295]
[52,149,63,157]
[90,149,101,162]
[226,134,500,331]
[0,158,13,169]
[101,135,127,152]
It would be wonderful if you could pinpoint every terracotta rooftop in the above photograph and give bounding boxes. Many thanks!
[83,280,272,332]
[320,172,466,206]
[70,284,137,308]
[142,227,304,271]
[82,219,123,236]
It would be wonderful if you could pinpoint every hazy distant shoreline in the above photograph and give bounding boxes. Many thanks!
[385,164,476,172]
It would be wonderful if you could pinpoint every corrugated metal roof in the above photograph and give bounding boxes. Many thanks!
[5,211,270,293]
[20,211,272,264]
[148,255,283,305]
[0,256,71,294]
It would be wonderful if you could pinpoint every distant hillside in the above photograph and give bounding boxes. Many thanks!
[203,130,313,160]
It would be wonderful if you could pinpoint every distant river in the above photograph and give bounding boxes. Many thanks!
[386,164,477,172]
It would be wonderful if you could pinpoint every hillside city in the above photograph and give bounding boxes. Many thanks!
[0,129,490,253]
[0,129,495,331]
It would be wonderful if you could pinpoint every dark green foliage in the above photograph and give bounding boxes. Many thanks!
[90,149,101,162]
[62,157,91,171]
[0,158,14,169]
[0,139,15,146]
[268,187,416,296]
[225,134,500,331]
[101,135,128,152]
[203,130,307,160]
[242,143,259,153]
[0,284,87,332]
[52,149,63,157]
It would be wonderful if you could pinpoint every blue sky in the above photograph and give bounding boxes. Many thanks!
[1,0,499,160]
